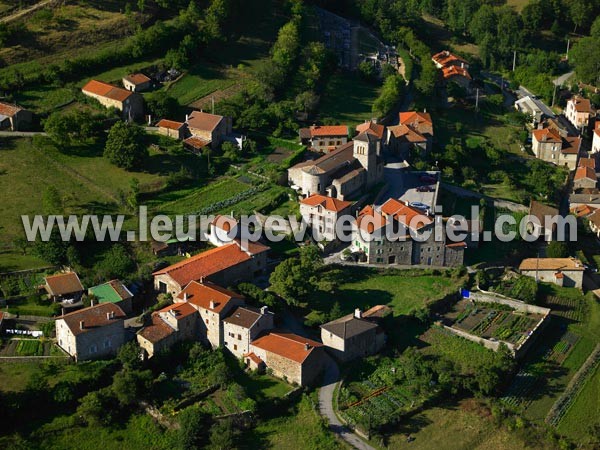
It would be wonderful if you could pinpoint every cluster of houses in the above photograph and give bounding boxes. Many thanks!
[51,237,390,385]
[431,50,472,90]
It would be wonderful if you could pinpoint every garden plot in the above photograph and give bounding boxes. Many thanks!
[0,339,61,356]
[544,296,587,322]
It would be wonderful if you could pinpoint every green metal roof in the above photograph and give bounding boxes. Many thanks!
[89,281,128,304]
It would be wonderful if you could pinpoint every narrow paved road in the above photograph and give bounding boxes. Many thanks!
[0,131,47,137]
[319,358,376,450]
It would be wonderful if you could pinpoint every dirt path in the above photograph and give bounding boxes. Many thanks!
[0,0,54,24]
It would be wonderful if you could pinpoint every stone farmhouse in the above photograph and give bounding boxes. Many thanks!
[299,194,353,241]
[585,208,600,239]
[389,111,435,157]
[81,80,144,119]
[565,96,594,131]
[351,198,465,266]
[56,303,126,361]
[298,124,349,153]
[519,257,584,288]
[205,215,241,247]
[526,200,560,241]
[156,119,187,140]
[223,305,274,358]
[574,165,597,190]
[0,101,32,131]
[122,73,152,92]
[288,132,384,200]
[44,272,84,303]
[184,110,232,151]
[248,331,325,386]
[152,241,269,296]
[137,302,199,359]
[88,279,134,314]
[431,50,471,89]
[531,126,581,170]
[320,306,389,362]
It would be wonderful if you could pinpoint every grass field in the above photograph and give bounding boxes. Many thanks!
[557,364,600,440]
[164,64,237,106]
[319,72,383,126]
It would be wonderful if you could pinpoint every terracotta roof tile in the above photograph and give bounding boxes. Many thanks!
[138,315,175,343]
[432,50,468,67]
[157,119,185,130]
[59,303,125,336]
[187,111,223,132]
[308,125,348,137]
[45,272,84,296]
[570,96,592,113]
[356,121,385,139]
[124,73,151,85]
[251,331,322,364]
[244,352,264,365]
[300,194,352,213]
[532,127,562,144]
[184,136,211,149]
[579,157,596,170]
[82,80,133,103]
[561,135,581,155]
[574,166,596,181]
[0,101,23,117]
[519,257,584,271]
[442,65,471,80]
[175,280,243,313]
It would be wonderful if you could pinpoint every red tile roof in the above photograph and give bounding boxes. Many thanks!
[82,80,133,103]
[561,135,581,155]
[356,121,385,139]
[45,272,84,296]
[442,65,471,80]
[308,125,348,137]
[570,96,592,113]
[251,331,322,364]
[432,50,468,67]
[211,215,238,232]
[124,73,151,85]
[387,124,427,143]
[380,198,432,230]
[579,157,596,170]
[300,194,352,213]
[398,111,434,138]
[157,119,185,130]
[244,352,264,365]
[138,314,175,343]
[0,101,23,117]
[159,301,198,319]
[184,136,211,150]
[187,111,223,132]
[175,280,243,313]
[59,303,125,336]
[532,127,562,144]
[154,242,269,288]
[356,205,388,234]
[574,166,596,181]
[571,204,596,217]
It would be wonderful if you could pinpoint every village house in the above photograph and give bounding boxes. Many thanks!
[137,302,199,359]
[223,305,274,358]
[320,306,389,362]
[586,208,600,239]
[526,200,561,241]
[156,119,187,140]
[592,122,600,154]
[0,101,32,131]
[44,272,84,303]
[81,80,144,119]
[288,133,384,201]
[531,126,581,170]
[153,241,269,296]
[88,280,134,314]
[205,215,240,247]
[519,257,584,288]
[388,111,434,157]
[356,120,387,148]
[298,124,349,153]
[55,303,126,361]
[565,96,594,131]
[570,204,596,219]
[299,194,353,241]
[431,50,471,89]
[351,198,465,267]
[122,73,152,92]
[515,96,545,127]
[185,110,232,149]
[248,331,325,386]
[173,281,245,348]
[573,165,597,190]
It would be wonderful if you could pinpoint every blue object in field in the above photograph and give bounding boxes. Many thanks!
[461,289,470,298]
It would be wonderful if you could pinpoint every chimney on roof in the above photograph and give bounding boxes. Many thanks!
[184,293,188,302]
[185,114,189,122]
[90,299,94,307]
[355,308,362,319]
[210,300,216,309]
[200,276,204,284]
[260,306,268,315]
[80,320,85,330]
[304,343,310,350]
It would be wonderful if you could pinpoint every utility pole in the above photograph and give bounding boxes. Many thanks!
[475,88,479,112]
[566,39,570,60]
[551,82,558,107]
[512,50,517,72]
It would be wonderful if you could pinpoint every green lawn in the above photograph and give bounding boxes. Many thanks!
[14,85,76,114]
[319,72,382,126]
[164,64,237,106]
[237,372,293,400]
[557,364,600,440]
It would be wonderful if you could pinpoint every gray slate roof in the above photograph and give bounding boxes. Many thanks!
[320,313,378,339]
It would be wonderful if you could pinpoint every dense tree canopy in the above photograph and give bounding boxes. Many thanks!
[104,121,147,170]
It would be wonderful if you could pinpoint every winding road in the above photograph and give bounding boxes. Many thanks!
[319,358,376,450]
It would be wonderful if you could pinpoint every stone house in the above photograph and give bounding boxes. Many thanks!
[431,50,471,89]
[298,124,348,153]
[526,200,560,241]
[249,331,325,386]
[320,306,389,362]
[56,303,126,361]
[356,120,387,149]
[288,133,383,201]
[44,272,84,303]
[205,215,240,247]
[156,119,187,140]
[153,241,269,296]
[173,281,244,348]
[122,73,152,92]
[351,199,465,267]
[81,80,144,119]
[515,96,544,126]
[299,194,353,241]
[137,302,199,358]
[223,305,274,358]
[388,111,434,157]
[573,165,597,190]
[586,209,600,239]
[519,257,584,288]
[531,127,581,170]
[88,279,134,314]
[565,96,594,131]
[0,102,32,131]
[186,111,232,148]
